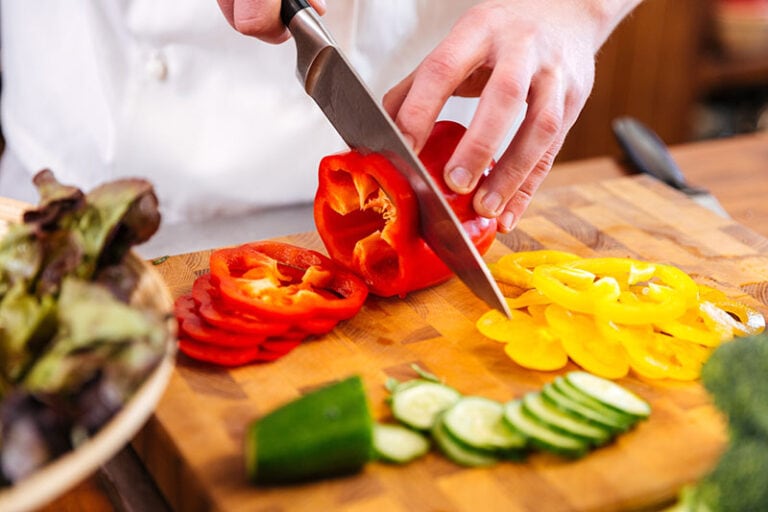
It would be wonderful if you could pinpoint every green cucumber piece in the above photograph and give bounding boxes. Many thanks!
[373,423,430,464]
[521,392,612,446]
[503,399,589,459]
[431,413,499,467]
[245,376,373,484]
[442,396,527,453]
[564,371,651,419]
[541,382,628,433]
[553,377,636,428]
[391,381,461,430]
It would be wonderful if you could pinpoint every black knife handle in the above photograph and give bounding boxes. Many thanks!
[611,116,703,193]
[280,0,311,27]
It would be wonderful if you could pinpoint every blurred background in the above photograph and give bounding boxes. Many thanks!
[558,0,768,162]
[0,0,766,165]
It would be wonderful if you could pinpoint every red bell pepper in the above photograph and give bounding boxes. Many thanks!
[314,120,497,297]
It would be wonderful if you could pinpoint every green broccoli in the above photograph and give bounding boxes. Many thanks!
[672,333,768,511]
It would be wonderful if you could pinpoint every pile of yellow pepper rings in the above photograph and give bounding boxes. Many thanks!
[476,251,766,381]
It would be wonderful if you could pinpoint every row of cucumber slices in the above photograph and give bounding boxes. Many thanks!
[374,370,651,466]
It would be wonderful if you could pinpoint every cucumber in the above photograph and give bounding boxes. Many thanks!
[564,371,651,419]
[541,382,628,433]
[245,376,373,484]
[431,413,499,467]
[521,392,612,446]
[553,377,637,428]
[390,380,461,430]
[503,399,589,458]
[442,396,527,453]
[373,423,430,464]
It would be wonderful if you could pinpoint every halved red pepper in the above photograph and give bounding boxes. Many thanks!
[314,120,497,297]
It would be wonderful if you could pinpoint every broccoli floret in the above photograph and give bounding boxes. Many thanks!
[673,333,768,512]
[700,334,768,439]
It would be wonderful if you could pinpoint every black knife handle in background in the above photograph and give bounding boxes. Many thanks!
[280,0,311,27]
[611,116,705,195]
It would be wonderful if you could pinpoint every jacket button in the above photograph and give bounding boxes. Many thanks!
[146,51,168,81]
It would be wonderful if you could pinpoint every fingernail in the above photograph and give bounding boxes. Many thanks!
[480,191,503,215]
[447,167,472,190]
[402,133,416,150]
[498,211,515,232]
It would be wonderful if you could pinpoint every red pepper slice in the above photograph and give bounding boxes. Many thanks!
[192,274,294,336]
[175,295,271,347]
[314,120,497,297]
[209,241,368,323]
[192,273,339,337]
[178,337,299,367]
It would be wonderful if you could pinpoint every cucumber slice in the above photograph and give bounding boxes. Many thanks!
[442,396,527,453]
[541,382,628,433]
[245,376,373,484]
[373,423,430,464]
[391,381,461,430]
[521,392,612,446]
[552,377,636,428]
[564,371,651,419]
[503,400,589,458]
[431,413,499,467]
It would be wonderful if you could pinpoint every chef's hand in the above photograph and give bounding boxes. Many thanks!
[216,0,327,44]
[384,0,642,233]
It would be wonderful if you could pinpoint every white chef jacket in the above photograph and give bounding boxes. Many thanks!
[0,0,480,224]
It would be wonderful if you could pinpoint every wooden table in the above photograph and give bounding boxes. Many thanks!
[41,130,768,511]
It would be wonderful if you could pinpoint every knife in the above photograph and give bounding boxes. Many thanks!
[611,116,730,218]
[280,0,511,316]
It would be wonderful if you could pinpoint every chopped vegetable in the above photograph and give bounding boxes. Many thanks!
[174,241,368,366]
[373,423,430,464]
[477,251,766,380]
[0,170,168,484]
[672,333,768,511]
[210,241,368,323]
[245,376,373,484]
[384,368,649,467]
[314,120,497,297]
[390,380,461,431]
[442,396,526,453]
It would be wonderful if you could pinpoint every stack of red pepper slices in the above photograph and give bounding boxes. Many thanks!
[174,241,368,366]
[314,120,497,298]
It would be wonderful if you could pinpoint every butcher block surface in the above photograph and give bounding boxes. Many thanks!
[134,175,768,512]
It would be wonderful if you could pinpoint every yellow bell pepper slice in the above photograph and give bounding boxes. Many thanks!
[476,307,568,371]
[505,288,551,309]
[655,306,723,347]
[532,264,621,314]
[545,304,629,379]
[569,257,657,288]
[621,330,709,381]
[699,300,766,339]
[491,250,579,288]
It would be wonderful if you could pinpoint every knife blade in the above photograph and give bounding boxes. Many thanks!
[280,0,510,316]
[611,116,731,218]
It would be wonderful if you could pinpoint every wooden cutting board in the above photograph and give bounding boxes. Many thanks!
[134,175,768,512]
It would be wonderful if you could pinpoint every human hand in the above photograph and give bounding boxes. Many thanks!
[216,0,327,44]
[383,0,642,232]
